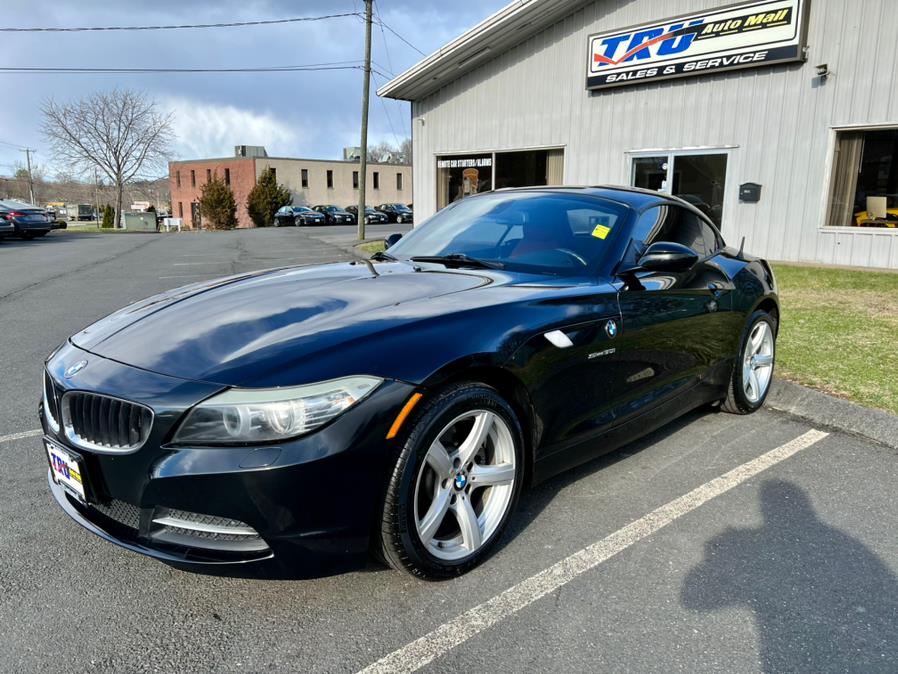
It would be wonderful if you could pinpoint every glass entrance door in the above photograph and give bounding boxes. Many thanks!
[631,152,728,229]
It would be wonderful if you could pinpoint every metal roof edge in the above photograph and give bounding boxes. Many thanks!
[378,0,576,101]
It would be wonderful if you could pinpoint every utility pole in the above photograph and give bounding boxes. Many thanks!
[357,0,373,241]
[94,168,101,228]
[21,148,35,205]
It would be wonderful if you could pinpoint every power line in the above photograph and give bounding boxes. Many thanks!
[371,70,408,147]
[373,2,397,78]
[0,12,362,33]
[374,17,426,57]
[0,63,367,75]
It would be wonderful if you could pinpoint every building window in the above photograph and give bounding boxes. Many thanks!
[190,170,196,187]
[224,168,230,185]
[178,202,183,218]
[436,155,494,210]
[353,171,359,189]
[206,168,211,183]
[301,168,309,188]
[629,151,726,228]
[827,128,898,228]
[397,172,403,191]
[327,170,334,189]
[373,172,380,190]
[176,170,181,188]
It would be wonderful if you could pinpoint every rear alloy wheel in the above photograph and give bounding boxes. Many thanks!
[722,310,777,414]
[379,383,523,578]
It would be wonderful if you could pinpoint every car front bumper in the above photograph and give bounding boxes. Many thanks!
[42,342,417,570]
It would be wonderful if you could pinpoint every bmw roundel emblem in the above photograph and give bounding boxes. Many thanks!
[454,472,468,490]
[605,320,619,339]
[64,360,88,378]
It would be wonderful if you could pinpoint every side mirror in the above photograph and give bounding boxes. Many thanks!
[385,233,403,249]
[637,241,699,272]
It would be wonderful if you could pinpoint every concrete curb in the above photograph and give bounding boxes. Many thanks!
[767,378,898,451]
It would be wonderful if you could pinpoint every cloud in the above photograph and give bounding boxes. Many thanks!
[161,97,299,159]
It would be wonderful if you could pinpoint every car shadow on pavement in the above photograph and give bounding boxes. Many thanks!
[681,479,898,672]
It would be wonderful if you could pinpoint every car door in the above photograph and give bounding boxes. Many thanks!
[612,204,736,424]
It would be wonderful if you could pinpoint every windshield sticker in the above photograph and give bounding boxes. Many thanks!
[592,224,611,239]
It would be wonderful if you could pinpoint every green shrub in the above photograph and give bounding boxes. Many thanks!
[199,173,238,230]
[101,204,115,228]
[246,168,291,227]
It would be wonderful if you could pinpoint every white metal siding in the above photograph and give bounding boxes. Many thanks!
[411,0,898,268]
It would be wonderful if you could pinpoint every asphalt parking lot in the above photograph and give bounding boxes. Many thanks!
[2,228,897,673]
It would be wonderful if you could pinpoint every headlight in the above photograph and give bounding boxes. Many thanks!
[172,376,382,445]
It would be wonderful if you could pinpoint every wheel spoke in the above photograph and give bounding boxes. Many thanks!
[753,353,774,368]
[469,462,515,488]
[743,363,753,390]
[748,369,761,400]
[453,496,482,551]
[750,323,766,353]
[418,487,451,542]
[425,440,453,476]
[457,412,493,466]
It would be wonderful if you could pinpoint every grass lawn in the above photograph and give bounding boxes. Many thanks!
[773,263,898,416]
[356,240,386,255]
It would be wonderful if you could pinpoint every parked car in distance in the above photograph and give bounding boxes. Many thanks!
[313,205,355,225]
[345,205,387,225]
[0,200,54,239]
[275,206,327,227]
[376,203,414,224]
[41,186,779,579]
[76,204,97,221]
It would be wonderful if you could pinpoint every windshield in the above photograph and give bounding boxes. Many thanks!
[387,192,630,276]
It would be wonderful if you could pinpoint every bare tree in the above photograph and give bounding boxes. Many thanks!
[42,89,173,227]
[366,139,411,164]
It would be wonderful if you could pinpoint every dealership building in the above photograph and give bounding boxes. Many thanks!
[380,0,898,269]
[169,146,412,229]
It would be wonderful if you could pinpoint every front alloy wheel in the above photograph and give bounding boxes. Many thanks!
[379,383,523,578]
[722,309,777,414]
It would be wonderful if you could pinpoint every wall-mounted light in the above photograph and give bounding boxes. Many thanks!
[816,63,829,81]
[417,117,426,126]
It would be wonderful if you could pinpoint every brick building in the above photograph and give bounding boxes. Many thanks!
[169,146,412,229]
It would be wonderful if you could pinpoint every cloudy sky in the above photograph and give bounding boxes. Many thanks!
[0,0,510,179]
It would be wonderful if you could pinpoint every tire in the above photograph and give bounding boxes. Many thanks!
[21,232,35,240]
[294,217,304,227]
[379,383,524,579]
[396,215,404,224]
[722,309,777,415]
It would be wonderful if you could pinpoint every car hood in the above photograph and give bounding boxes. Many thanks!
[71,262,503,386]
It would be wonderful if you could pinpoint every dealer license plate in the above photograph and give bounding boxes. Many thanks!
[46,439,87,504]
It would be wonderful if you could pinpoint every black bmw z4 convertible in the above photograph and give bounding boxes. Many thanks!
[41,186,778,579]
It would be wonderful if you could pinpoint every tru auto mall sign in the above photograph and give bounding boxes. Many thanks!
[586,0,809,90]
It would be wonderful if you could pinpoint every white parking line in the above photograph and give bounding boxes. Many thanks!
[358,428,829,674]
[158,274,211,279]
[0,429,42,444]
[171,262,222,266]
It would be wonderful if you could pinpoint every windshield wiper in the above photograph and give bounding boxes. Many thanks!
[370,250,397,262]
[409,254,505,270]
